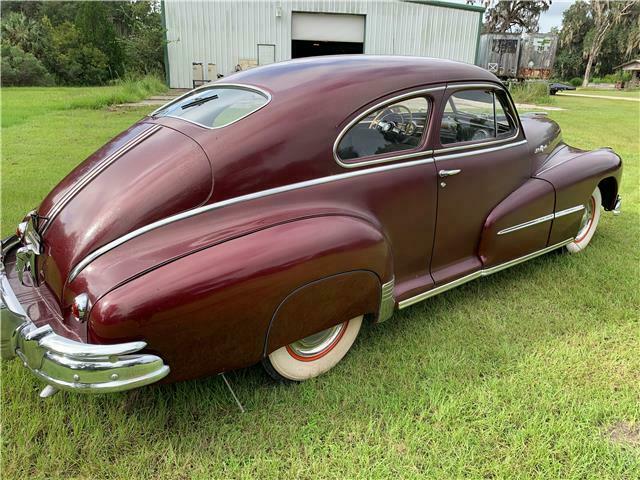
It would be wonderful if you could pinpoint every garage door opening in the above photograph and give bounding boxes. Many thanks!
[292,40,363,58]
[291,12,365,59]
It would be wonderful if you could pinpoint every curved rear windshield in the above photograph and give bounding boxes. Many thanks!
[153,86,269,128]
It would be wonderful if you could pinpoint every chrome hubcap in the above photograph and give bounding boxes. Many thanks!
[288,323,346,358]
[576,197,594,241]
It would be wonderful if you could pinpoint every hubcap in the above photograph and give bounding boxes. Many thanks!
[287,322,347,360]
[575,196,595,242]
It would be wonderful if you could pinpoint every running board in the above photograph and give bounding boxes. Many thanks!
[398,239,573,309]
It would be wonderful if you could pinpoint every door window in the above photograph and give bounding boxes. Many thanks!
[440,89,516,145]
[337,97,430,161]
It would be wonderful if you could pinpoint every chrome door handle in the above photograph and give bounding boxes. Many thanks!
[438,169,462,178]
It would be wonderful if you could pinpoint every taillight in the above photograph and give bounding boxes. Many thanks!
[72,294,90,322]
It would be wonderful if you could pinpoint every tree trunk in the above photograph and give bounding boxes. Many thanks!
[582,51,596,87]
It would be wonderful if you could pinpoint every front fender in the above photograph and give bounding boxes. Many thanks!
[535,147,622,245]
[86,215,392,382]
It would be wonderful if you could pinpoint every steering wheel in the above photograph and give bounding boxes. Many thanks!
[471,129,489,141]
[369,105,415,135]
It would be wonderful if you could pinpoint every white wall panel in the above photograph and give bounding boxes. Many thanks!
[164,0,482,88]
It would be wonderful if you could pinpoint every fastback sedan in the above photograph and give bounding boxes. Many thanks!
[1,56,622,397]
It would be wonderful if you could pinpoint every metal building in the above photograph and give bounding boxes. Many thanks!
[162,0,485,88]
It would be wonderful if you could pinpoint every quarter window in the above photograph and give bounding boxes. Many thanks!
[337,97,429,161]
[440,89,516,145]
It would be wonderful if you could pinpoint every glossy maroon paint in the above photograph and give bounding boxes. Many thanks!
[8,56,622,383]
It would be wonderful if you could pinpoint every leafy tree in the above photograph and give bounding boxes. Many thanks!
[1,12,45,55]
[1,43,53,86]
[0,0,165,85]
[557,0,639,83]
[468,0,551,33]
[75,1,125,78]
[580,0,636,86]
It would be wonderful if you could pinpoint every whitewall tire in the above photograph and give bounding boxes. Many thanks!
[263,316,363,381]
[566,187,602,253]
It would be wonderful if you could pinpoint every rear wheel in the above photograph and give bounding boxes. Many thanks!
[566,187,601,253]
[263,316,363,381]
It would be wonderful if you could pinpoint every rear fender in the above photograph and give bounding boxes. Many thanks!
[87,215,392,382]
[264,270,381,356]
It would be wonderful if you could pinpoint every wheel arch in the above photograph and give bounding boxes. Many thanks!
[262,270,382,357]
[597,176,619,211]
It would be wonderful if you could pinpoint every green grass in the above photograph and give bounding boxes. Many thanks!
[1,89,639,479]
[0,75,167,129]
[509,82,556,105]
[573,88,640,99]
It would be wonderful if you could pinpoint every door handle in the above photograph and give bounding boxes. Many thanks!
[438,169,462,178]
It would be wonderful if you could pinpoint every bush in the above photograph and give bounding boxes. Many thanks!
[591,72,632,84]
[508,81,554,105]
[569,77,583,87]
[0,43,53,86]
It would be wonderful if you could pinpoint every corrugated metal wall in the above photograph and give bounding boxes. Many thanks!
[164,0,482,88]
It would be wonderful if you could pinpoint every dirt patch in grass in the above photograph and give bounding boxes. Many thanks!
[605,421,640,447]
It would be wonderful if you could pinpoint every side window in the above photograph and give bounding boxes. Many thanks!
[440,89,516,145]
[337,97,429,161]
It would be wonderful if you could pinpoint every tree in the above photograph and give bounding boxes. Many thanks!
[580,1,636,86]
[468,0,551,33]
[1,12,45,55]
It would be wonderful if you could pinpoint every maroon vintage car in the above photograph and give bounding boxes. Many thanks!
[1,56,622,397]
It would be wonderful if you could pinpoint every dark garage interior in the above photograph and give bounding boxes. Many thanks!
[292,40,364,58]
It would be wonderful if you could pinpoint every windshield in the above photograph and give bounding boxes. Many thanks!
[153,86,269,128]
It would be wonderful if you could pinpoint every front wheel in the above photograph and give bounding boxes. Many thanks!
[566,187,602,253]
[263,316,363,381]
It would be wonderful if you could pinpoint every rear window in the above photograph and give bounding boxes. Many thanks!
[153,86,269,128]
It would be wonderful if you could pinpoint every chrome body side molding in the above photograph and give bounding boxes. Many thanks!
[69,157,436,281]
[69,137,533,282]
[377,278,395,323]
[398,238,573,309]
[497,205,585,236]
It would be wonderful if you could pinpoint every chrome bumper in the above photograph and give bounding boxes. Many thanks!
[1,241,169,395]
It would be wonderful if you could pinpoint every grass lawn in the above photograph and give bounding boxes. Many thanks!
[1,88,639,479]
[572,88,640,99]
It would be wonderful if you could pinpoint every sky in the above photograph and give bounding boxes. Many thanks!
[538,0,573,33]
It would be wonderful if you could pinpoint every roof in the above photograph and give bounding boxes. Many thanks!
[226,55,499,108]
[406,0,485,13]
[615,59,640,70]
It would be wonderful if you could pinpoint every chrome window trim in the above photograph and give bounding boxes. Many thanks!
[497,204,585,236]
[398,238,573,309]
[333,86,445,169]
[434,82,521,155]
[150,83,272,131]
[68,157,436,282]
[41,124,163,235]
[434,139,527,162]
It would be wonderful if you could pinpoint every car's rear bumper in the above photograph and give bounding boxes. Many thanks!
[1,236,169,395]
